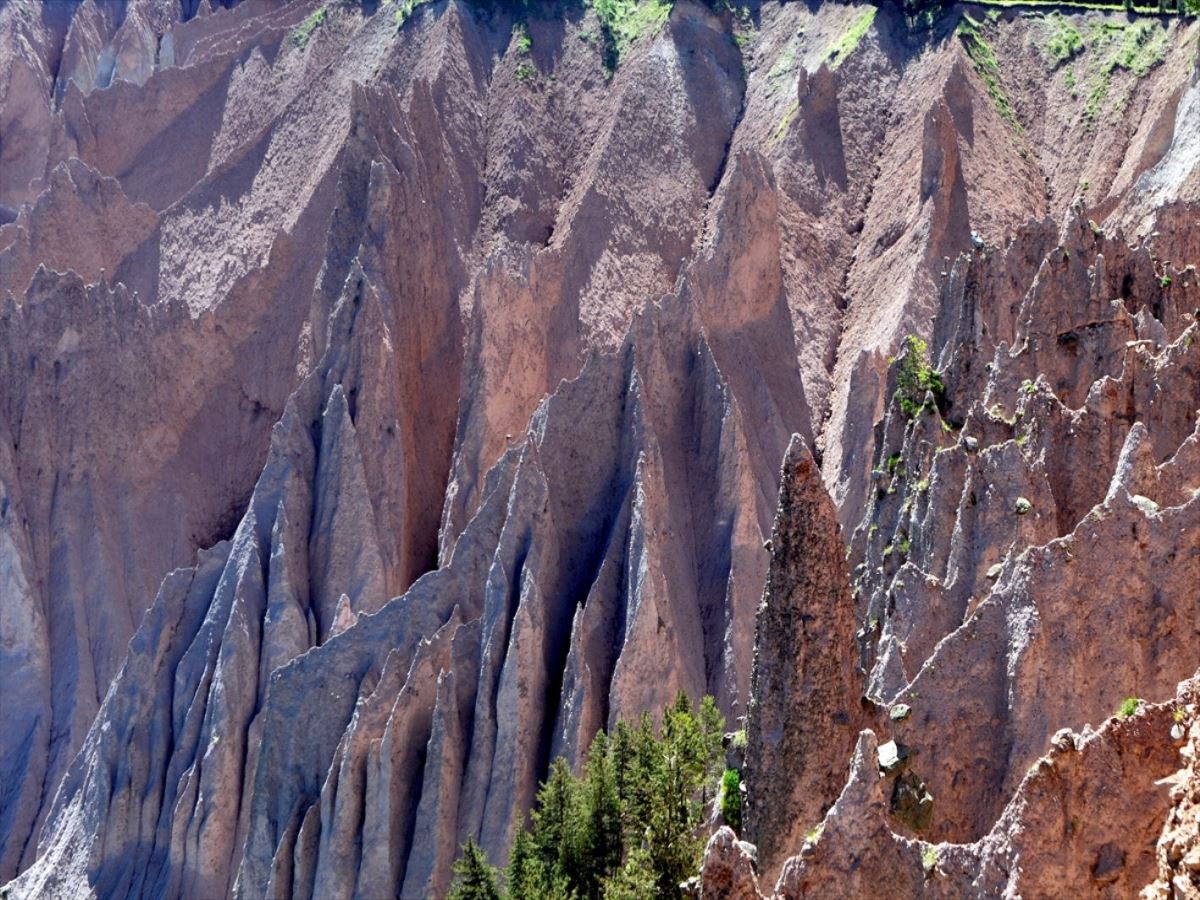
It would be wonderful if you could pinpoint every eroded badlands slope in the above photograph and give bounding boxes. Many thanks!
[720,206,1200,899]
[0,0,1197,897]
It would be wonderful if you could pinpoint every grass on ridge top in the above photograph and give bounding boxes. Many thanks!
[827,7,878,69]
[1045,13,1085,64]
[1083,18,1170,123]
[591,0,674,67]
[1104,18,1171,76]
[951,3,1172,130]
[958,15,1023,132]
[292,7,327,47]
[964,0,1182,13]
[766,7,877,148]
[393,0,436,30]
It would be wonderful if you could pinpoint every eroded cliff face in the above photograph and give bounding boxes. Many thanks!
[723,205,1200,898]
[0,0,1197,897]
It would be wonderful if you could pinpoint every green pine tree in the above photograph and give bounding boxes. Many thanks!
[644,742,703,897]
[622,711,658,840]
[532,757,581,883]
[453,693,730,900]
[662,691,706,788]
[602,843,657,900]
[699,697,725,770]
[578,732,624,897]
[698,695,726,809]
[448,840,502,900]
[611,720,635,805]
[506,828,541,897]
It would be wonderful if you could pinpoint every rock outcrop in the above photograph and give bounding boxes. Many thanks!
[2,0,1198,897]
[743,437,865,878]
[701,826,763,900]
[703,203,1200,898]
[1146,681,1200,899]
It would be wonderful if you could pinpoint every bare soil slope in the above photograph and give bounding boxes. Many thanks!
[0,0,1196,897]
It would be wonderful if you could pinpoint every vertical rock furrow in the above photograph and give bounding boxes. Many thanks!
[4,3,1200,897]
[729,201,1200,894]
[745,436,865,880]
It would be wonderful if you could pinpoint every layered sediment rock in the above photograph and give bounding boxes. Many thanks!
[705,206,1200,896]
[2,0,1199,897]
[743,436,865,875]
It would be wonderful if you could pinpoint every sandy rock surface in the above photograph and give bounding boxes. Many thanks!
[1,0,1197,897]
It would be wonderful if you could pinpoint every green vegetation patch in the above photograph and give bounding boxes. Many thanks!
[826,7,877,69]
[512,22,536,81]
[892,335,946,419]
[449,692,725,899]
[449,842,501,899]
[292,7,327,48]
[958,16,1022,132]
[720,768,743,833]
[768,99,799,148]
[1045,14,1084,65]
[512,22,533,55]
[1117,696,1141,718]
[1110,20,1170,75]
[956,0,1169,11]
[1085,70,1111,121]
[908,4,944,33]
[1084,19,1170,125]
[591,0,675,71]
[922,845,939,875]
[394,0,436,31]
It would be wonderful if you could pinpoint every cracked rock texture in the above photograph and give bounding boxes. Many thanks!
[1,0,1198,898]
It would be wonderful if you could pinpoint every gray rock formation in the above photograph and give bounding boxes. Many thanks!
[2,0,1198,897]
[701,826,763,900]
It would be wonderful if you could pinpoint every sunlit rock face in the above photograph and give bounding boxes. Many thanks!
[1,1,1198,897]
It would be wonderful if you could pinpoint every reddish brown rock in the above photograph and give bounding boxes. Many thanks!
[701,826,763,900]
[1145,685,1200,900]
[2,1,1199,897]
[744,436,865,880]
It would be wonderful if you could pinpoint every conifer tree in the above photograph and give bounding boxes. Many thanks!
[505,829,540,898]
[451,693,729,900]
[698,695,726,782]
[622,711,658,840]
[579,731,624,897]
[602,844,657,900]
[448,840,501,900]
[645,737,703,896]
[611,720,635,805]
[532,757,580,878]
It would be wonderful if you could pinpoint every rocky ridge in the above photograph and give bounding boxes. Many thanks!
[719,203,1200,896]
[0,0,1197,897]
